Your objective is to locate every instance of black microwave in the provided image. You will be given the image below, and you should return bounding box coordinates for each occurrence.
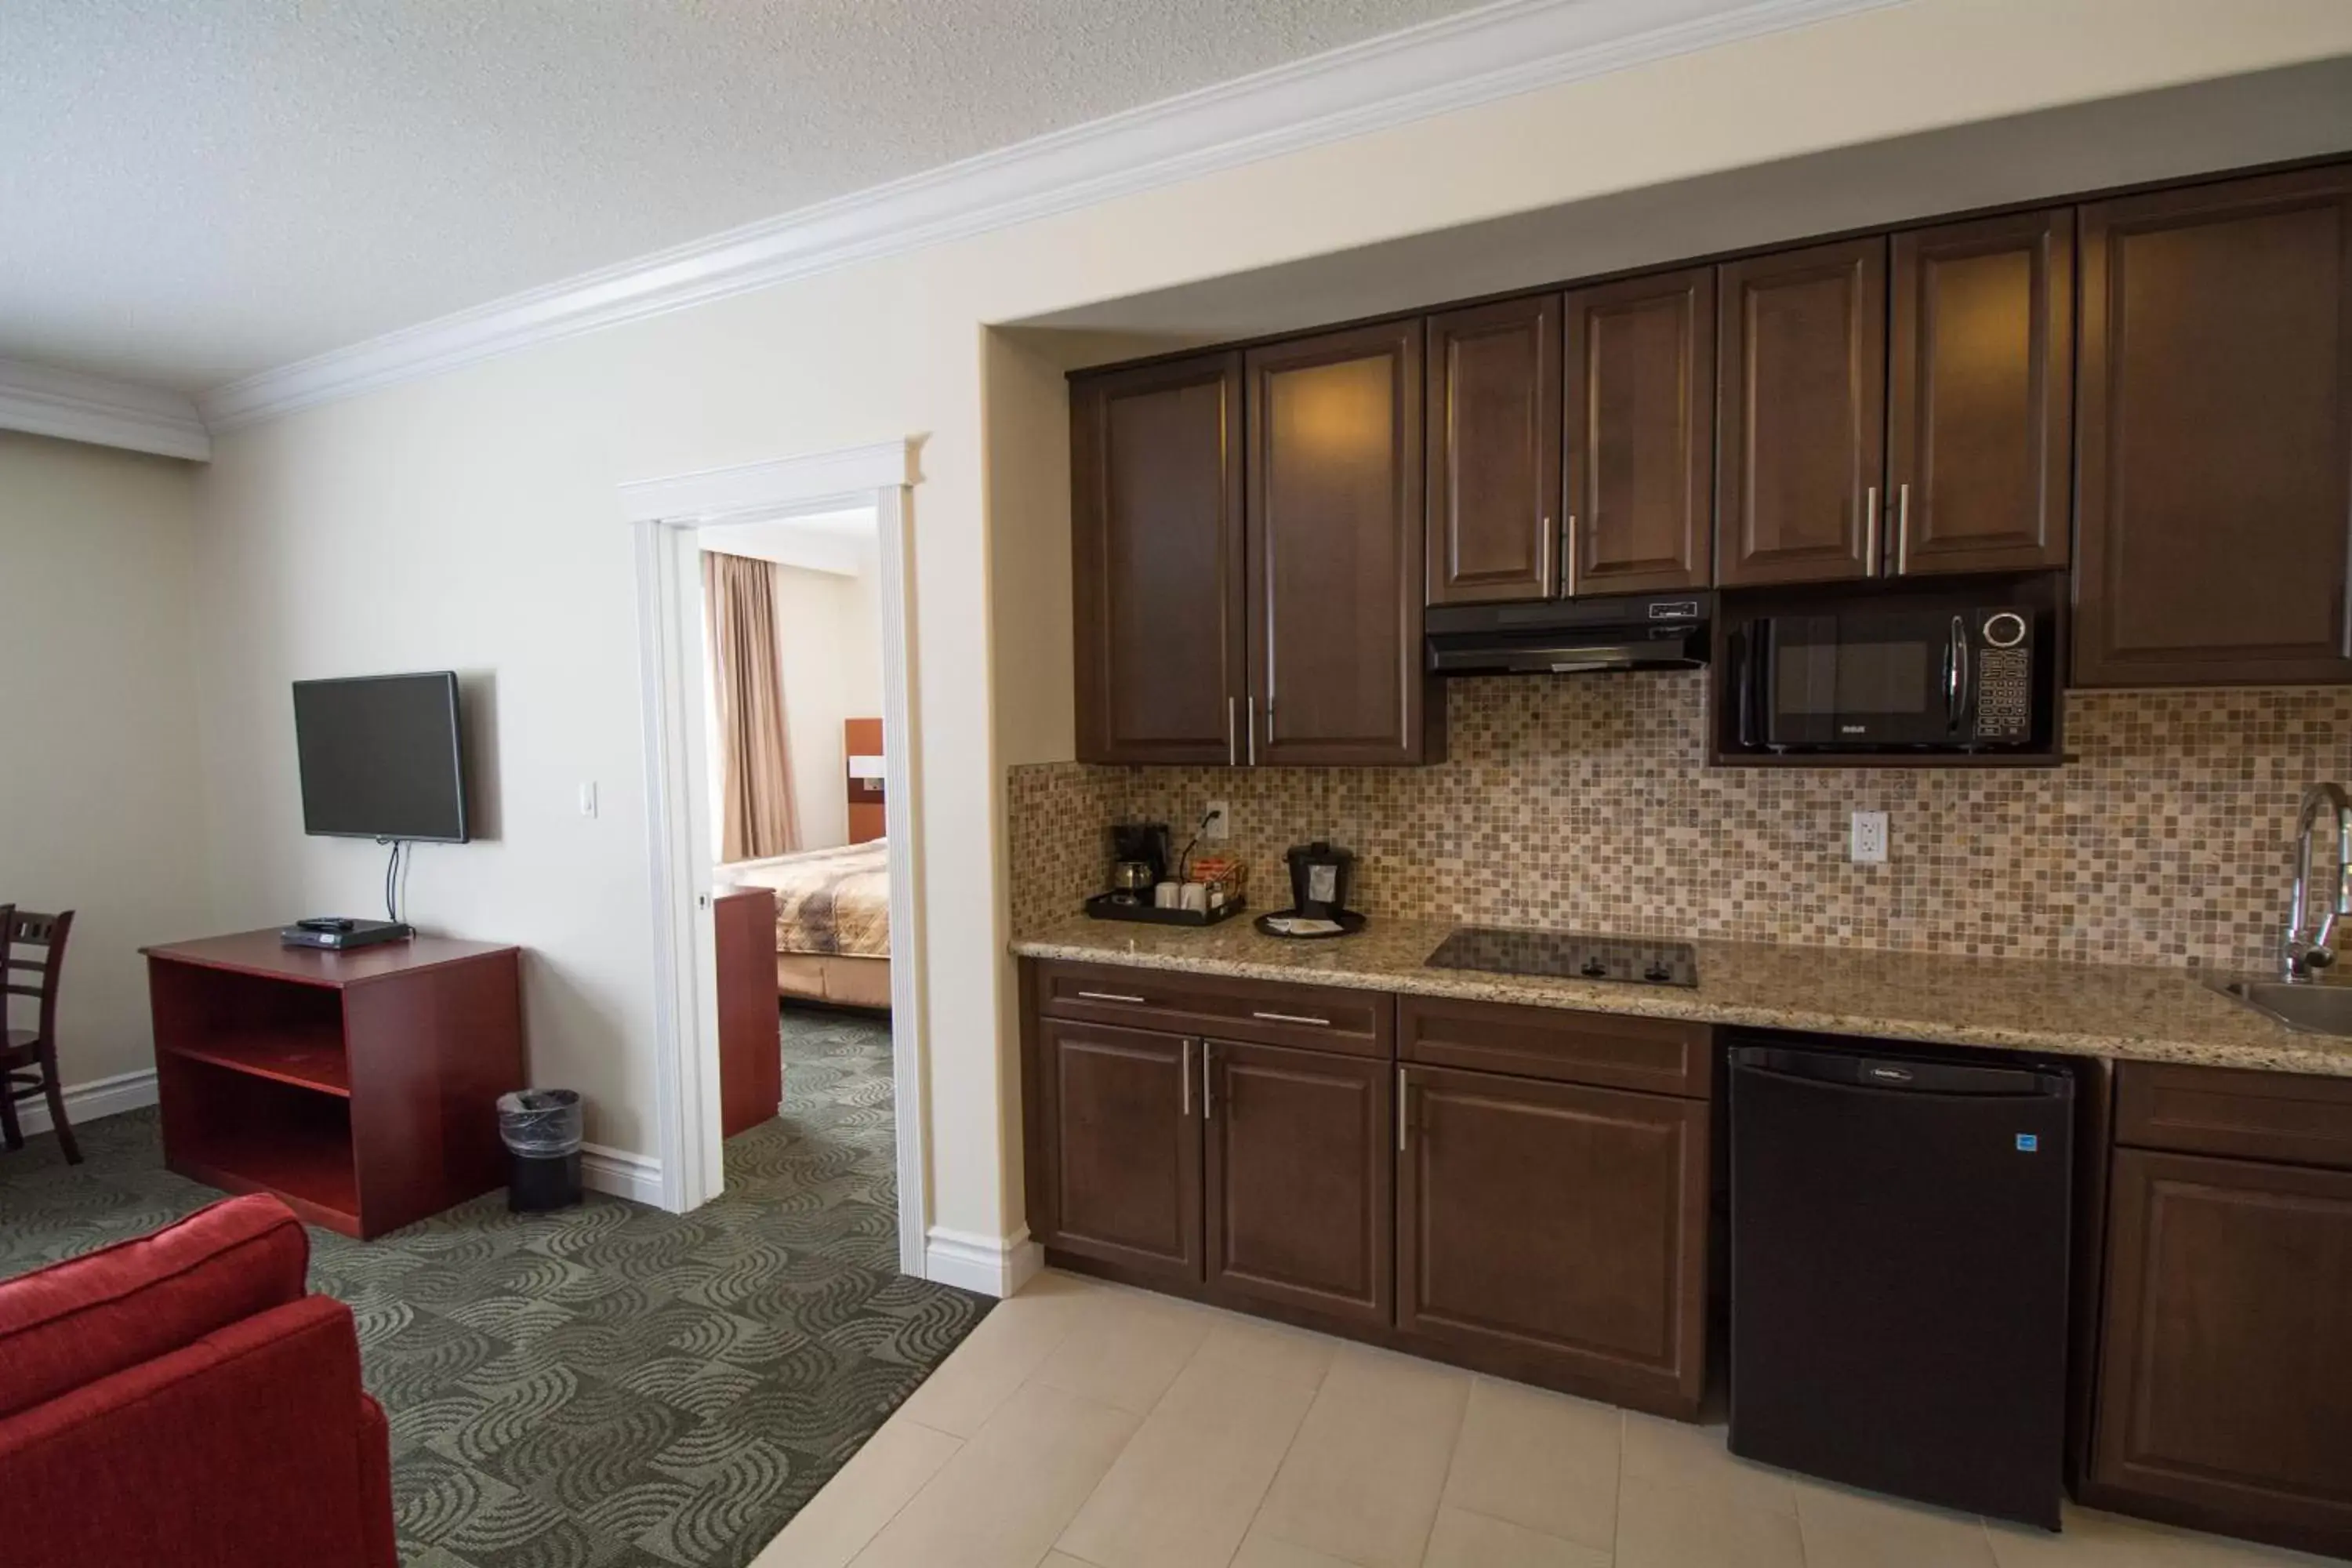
[1734,608,2035,751]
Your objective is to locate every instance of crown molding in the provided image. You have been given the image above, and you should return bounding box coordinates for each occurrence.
[0,358,210,460]
[198,0,1898,431]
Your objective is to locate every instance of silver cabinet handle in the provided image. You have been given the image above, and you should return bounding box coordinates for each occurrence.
[1565,513,1579,598]
[1246,696,1257,766]
[1863,485,1880,575]
[1250,1011,1330,1027]
[1201,1041,1215,1120]
[1076,989,1146,1004]
[1226,696,1237,768]
[1895,482,1912,575]
[1396,1067,1409,1152]
[1540,512,1554,595]
[1181,1038,1192,1117]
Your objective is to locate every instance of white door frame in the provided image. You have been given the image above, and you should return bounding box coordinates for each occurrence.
[619,439,928,1279]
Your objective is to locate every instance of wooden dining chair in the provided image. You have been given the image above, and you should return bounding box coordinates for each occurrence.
[2,906,79,1163]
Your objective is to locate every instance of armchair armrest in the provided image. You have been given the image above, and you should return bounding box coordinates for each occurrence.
[0,1294,397,1568]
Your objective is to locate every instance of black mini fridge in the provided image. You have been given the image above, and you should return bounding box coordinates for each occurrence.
[1728,1041,2074,1530]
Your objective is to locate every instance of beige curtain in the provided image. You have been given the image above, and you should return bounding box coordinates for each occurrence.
[704,551,801,862]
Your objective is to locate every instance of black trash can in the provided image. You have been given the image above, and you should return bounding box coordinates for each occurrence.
[497,1089,584,1213]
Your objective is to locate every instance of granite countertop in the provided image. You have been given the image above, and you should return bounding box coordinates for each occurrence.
[1011,914,2352,1080]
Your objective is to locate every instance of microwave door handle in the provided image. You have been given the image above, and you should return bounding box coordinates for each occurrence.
[1947,615,1967,731]
[1736,626,1759,748]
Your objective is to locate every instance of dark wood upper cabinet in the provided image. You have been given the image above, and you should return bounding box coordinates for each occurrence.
[1715,237,1889,588]
[1888,209,2074,577]
[2075,166,2352,687]
[1565,267,1715,594]
[1070,353,1247,764]
[1426,295,1561,604]
[1029,1018,1202,1284]
[1203,1040,1392,1328]
[1247,321,1436,765]
[1397,1065,1709,1414]
[2092,1147,2352,1557]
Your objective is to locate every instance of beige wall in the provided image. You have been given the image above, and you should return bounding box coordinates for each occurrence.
[183,1,2352,1244]
[0,433,210,1091]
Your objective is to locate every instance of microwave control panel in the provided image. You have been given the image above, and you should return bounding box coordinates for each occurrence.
[1974,642,2033,743]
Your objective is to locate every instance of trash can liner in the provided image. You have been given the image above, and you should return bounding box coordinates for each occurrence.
[496,1089,583,1157]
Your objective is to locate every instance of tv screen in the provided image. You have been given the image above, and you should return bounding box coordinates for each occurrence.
[292,673,469,842]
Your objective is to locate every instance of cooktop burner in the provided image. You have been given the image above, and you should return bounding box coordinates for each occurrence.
[1425,927,1699,986]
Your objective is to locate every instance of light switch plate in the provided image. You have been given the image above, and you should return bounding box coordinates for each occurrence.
[579,782,599,819]
[1850,810,1888,864]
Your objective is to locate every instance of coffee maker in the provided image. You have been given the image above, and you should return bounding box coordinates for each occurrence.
[1107,822,1171,905]
[1284,841,1355,920]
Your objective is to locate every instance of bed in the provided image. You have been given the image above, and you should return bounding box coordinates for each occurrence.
[720,837,891,1010]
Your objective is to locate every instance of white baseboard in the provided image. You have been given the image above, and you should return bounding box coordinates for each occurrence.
[924,1225,1046,1298]
[18,1068,158,1137]
[582,1142,665,1205]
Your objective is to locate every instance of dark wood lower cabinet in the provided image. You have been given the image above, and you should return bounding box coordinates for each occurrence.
[1028,1018,1201,1283]
[1023,963,1715,1414]
[1204,1040,1392,1327]
[1018,962,2350,1561]
[2089,1145,2352,1557]
[1396,1064,1709,1414]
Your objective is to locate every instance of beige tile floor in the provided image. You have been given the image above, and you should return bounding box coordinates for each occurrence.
[755,1270,2339,1568]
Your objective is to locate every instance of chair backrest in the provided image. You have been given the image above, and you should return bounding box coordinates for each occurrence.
[4,909,72,1043]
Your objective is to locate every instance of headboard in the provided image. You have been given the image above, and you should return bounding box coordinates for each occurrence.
[845,717,884,844]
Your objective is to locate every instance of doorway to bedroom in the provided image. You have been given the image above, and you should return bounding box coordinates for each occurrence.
[695,506,902,1256]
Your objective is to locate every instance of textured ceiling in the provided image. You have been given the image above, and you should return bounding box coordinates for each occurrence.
[0,0,1483,393]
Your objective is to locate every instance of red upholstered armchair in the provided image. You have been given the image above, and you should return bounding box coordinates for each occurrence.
[0,1194,397,1568]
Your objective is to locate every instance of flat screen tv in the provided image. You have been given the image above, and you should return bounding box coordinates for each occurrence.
[292,672,469,842]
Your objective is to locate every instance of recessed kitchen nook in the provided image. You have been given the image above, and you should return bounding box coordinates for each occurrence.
[1011,152,2352,1563]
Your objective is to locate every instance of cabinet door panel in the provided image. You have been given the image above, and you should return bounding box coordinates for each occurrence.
[2093,1149,2352,1552]
[1715,238,1888,587]
[1247,321,1433,765]
[1398,1066,1707,1405]
[1565,267,1715,594]
[1888,209,2074,576]
[1033,1018,1202,1282]
[1427,295,1560,604]
[1071,354,1246,762]
[2075,167,2352,686]
[1204,1040,1392,1327]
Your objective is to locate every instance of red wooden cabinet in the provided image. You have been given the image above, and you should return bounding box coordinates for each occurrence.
[145,931,524,1240]
[717,886,781,1138]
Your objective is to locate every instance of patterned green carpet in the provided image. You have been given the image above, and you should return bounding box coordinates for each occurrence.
[0,1010,991,1568]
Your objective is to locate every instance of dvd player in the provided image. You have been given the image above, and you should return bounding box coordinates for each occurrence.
[279,918,413,951]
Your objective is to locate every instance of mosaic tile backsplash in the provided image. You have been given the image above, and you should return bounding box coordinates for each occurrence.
[1007,674,2352,971]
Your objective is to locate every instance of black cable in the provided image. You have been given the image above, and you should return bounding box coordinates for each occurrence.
[382,838,401,924]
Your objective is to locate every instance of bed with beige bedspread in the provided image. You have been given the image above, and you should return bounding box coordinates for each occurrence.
[721,838,891,1009]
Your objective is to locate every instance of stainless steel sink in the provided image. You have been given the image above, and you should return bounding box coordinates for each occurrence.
[2204,975,2352,1035]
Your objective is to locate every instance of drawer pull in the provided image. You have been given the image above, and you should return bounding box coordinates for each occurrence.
[1251,1010,1330,1027]
[1076,989,1149,1004]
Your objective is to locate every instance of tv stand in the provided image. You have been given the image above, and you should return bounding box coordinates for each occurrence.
[143,931,524,1238]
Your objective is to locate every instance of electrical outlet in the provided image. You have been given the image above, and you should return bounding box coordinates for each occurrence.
[1850,810,1889,864]
[1202,800,1230,841]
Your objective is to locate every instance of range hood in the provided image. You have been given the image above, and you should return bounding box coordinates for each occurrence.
[1425,592,1711,677]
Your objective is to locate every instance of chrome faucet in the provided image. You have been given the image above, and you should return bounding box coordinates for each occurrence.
[2282,781,2352,981]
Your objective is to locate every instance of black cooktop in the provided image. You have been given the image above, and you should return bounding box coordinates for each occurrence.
[1425,927,1699,986]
